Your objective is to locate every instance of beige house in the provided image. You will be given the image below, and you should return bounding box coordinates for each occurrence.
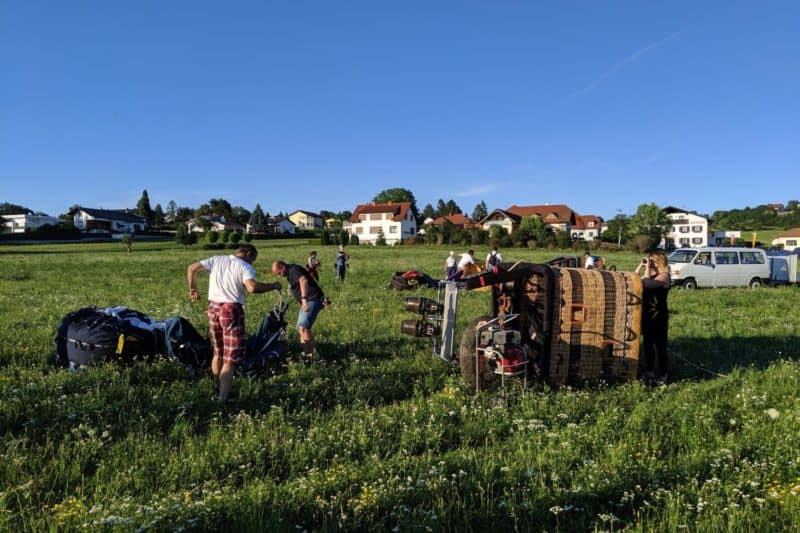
[772,228,800,251]
[288,210,324,230]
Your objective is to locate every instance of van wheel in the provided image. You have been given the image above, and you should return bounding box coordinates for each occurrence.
[748,278,763,289]
[683,278,697,290]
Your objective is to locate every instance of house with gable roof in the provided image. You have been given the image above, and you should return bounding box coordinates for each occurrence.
[288,210,324,230]
[771,228,800,251]
[73,207,148,234]
[662,206,709,249]
[571,214,605,241]
[348,201,418,245]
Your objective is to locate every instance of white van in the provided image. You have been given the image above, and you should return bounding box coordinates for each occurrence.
[668,247,770,289]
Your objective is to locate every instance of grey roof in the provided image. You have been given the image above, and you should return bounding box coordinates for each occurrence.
[79,207,147,224]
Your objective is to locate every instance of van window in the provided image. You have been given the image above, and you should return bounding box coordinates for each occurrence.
[669,250,697,263]
[740,251,765,264]
[715,251,739,265]
[694,252,711,265]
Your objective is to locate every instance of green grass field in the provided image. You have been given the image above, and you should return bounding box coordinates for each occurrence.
[1,240,799,531]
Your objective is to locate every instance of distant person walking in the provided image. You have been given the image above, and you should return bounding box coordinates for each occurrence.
[485,246,503,270]
[307,250,320,281]
[187,244,282,402]
[444,251,458,280]
[335,245,349,281]
[272,260,327,362]
[634,251,671,383]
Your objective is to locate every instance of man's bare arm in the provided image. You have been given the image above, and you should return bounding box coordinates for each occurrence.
[245,279,282,294]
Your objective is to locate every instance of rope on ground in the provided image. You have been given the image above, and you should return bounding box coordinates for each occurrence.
[670,348,728,378]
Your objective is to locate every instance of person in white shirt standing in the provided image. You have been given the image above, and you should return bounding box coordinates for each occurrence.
[485,246,503,270]
[187,244,281,402]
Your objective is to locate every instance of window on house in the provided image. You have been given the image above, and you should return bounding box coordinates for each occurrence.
[389,226,397,233]
[679,238,690,245]
[786,239,797,246]
[588,221,594,227]
[409,227,415,235]
[691,238,703,245]
[679,226,689,233]
[355,227,363,234]
[692,225,703,233]
[370,213,381,220]
[370,226,382,234]
[359,214,367,221]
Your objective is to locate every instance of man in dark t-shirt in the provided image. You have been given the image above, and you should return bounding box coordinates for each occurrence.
[271,260,326,361]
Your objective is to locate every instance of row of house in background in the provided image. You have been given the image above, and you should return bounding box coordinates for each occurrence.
[4,204,798,252]
[341,202,606,246]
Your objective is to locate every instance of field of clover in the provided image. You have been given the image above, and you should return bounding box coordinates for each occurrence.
[1,240,798,531]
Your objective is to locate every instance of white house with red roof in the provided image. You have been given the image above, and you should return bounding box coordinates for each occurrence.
[348,202,417,245]
[571,214,605,241]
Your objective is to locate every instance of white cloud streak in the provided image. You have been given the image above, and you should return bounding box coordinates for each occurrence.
[579,31,680,94]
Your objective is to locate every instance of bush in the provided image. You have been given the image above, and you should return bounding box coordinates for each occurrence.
[175,223,196,245]
[242,233,253,243]
[221,230,231,243]
[555,230,572,249]
[350,234,359,245]
[631,235,655,253]
[376,231,387,246]
[229,232,242,245]
[206,231,219,244]
[320,230,331,246]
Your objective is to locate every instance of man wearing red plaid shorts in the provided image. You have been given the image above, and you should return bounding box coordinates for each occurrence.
[187,244,281,401]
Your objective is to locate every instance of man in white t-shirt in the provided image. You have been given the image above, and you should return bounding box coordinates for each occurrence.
[187,244,281,401]
[457,250,475,273]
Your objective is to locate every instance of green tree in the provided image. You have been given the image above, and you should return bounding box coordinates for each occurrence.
[249,204,267,233]
[136,190,153,225]
[206,231,219,244]
[602,213,630,245]
[208,198,233,218]
[166,200,177,222]
[152,204,164,229]
[445,199,461,215]
[175,207,194,222]
[629,203,671,245]
[0,202,32,215]
[372,188,419,221]
[175,223,196,245]
[422,203,435,220]
[471,201,488,222]
[339,229,350,246]
[435,199,447,217]
[376,229,387,246]
[320,230,331,246]
[231,206,251,226]
[229,231,243,245]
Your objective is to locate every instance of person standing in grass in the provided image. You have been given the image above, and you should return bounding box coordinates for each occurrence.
[306,250,320,281]
[334,245,349,281]
[634,251,671,383]
[272,259,327,362]
[187,244,282,402]
[444,251,457,280]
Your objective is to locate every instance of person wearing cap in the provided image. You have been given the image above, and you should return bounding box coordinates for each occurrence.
[444,251,457,280]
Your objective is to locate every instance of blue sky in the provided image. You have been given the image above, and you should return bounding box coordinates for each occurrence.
[2,1,798,219]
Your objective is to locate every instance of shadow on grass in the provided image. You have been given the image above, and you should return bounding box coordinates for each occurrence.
[670,335,800,380]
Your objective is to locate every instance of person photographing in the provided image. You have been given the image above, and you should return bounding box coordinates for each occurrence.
[634,251,671,383]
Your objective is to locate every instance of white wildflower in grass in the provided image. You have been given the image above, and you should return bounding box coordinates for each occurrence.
[765,408,780,420]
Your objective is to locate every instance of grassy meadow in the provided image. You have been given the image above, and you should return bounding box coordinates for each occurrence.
[1,240,799,531]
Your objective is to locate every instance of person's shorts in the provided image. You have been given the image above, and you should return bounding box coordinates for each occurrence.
[297,298,323,329]
[207,301,245,365]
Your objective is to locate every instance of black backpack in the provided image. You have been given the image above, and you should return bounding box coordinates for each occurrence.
[55,306,162,369]
[488,252,499,267]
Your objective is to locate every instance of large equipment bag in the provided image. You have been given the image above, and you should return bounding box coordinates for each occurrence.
[55,306,164,368]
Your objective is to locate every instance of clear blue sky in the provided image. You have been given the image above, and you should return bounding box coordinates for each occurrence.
[2,1,798,219]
